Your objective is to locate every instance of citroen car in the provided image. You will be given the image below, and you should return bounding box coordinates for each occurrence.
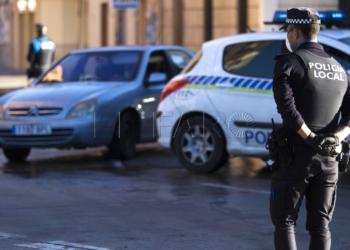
[0,45,194,162]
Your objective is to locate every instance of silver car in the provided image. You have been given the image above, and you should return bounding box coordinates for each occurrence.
[0,46,194,162]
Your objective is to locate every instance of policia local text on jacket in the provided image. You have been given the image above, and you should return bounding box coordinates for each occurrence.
[27,23,56,78]
[270,7,350,250]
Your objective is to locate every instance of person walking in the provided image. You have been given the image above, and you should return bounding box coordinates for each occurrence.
[26,23,56,78]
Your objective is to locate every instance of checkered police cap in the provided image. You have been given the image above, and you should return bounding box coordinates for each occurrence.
[280,7,321,30]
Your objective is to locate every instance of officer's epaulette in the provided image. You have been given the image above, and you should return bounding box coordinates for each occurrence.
[274,53,291,60]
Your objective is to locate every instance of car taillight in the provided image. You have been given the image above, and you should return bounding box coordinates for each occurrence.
[160,79,189,102]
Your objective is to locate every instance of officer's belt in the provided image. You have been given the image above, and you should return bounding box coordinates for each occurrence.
[32,64,50,69]
[289,134,306,145]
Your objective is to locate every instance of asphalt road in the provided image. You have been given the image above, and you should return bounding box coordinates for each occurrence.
[0,144,349,250]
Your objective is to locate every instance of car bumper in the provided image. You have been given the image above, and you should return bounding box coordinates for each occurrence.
[156,101,182,150]
[0,116,114,148]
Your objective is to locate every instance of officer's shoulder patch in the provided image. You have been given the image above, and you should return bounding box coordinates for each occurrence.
[274,53,291,60]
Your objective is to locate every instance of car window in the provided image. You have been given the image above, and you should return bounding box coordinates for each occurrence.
[145,50,172,85]
[321,44,350,70]
[39,51,142,83]
[183,50,202,74]
[168,50,192,74]
[223,40,283,78]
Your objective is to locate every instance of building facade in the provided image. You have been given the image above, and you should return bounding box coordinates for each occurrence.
[0,0,346,71]
[0,0,11,67]
[0,0,265,70]
[1,0,118,70]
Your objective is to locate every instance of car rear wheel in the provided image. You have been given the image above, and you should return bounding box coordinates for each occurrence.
[174,116,227,173]
[108,112,137,160]
[3,148,31,162]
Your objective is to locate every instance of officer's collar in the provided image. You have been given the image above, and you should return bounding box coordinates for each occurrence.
[297,41,324,51]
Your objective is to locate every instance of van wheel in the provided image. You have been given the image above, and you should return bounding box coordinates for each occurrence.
[108,112,137,160]
[3,148,31,162]
[174,116,226,173]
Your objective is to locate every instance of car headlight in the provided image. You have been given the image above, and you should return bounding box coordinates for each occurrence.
[67,99,97,118]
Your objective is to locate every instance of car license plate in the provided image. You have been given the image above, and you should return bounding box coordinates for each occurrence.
[12,125,52,136]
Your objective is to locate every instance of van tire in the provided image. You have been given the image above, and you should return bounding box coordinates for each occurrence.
[174,116,226,173]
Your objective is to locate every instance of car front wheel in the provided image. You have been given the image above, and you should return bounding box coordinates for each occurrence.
[3,148,31,162]
[174,116,227,173]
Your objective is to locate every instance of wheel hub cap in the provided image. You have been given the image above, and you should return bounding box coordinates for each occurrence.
[181,125,215,165]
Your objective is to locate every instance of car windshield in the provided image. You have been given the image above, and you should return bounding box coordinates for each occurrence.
[338,37,350,46]
[39,51,142,83]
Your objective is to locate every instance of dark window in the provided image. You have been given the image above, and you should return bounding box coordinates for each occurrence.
[39,51,142,83]
[145,50,172,85]
[223,40,283,78]
[168,50,192,74]
[322,44,350,70]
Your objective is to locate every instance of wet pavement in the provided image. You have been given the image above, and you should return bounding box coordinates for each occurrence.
[0,144,349,249]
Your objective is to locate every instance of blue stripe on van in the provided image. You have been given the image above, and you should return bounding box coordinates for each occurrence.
[184,75,272,93]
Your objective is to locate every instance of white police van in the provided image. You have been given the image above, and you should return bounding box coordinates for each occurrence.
[157,10,350,173]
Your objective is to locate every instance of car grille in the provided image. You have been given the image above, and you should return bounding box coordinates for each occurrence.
[7,107,63,116]
[0,128,74,144]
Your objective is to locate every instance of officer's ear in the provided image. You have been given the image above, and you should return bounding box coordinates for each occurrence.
[290,27,299,39]
[295,27,305,40]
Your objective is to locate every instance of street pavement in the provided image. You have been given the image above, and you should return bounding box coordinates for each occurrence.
[0,66,350,249]
[0,145,349,249]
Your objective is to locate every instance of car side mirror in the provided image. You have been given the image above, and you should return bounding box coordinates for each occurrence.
[148,72,167,84]
[29,77,38,87]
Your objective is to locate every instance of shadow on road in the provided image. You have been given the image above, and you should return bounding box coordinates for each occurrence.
[1,144,350,187]
[0,145,178,178]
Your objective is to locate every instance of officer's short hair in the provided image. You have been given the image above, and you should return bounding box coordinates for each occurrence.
[35,23,47,34]
[295,15,320,39]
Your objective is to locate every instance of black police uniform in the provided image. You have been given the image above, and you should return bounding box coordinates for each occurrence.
[270,8,350,250]
[27,35,56,78]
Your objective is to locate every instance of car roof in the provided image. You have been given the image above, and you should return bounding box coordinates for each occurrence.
[319,29,350,39]
[202,30,350,48]
[203,31,284,47]
[70,45,193,54]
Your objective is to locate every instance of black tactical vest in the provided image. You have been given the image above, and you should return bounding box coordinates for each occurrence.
[294,49,348,133]
[33,39,55,70]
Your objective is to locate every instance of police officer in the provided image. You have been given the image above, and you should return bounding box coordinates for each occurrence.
[270,7,350,250]
[26,23,56,78]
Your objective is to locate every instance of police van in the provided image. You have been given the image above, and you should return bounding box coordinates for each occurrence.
[157,10,350,173]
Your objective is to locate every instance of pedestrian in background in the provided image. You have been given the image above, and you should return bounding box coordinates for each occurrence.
[26,23,56,79]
